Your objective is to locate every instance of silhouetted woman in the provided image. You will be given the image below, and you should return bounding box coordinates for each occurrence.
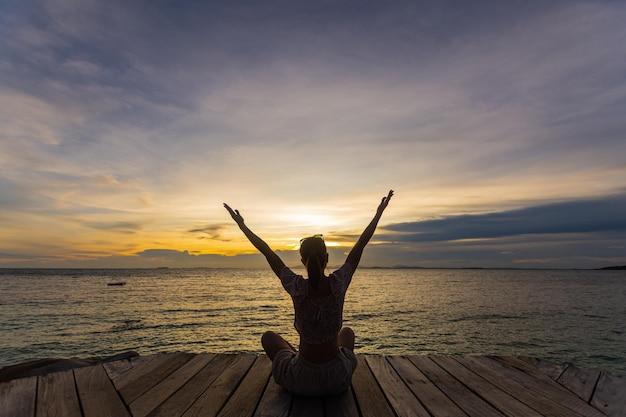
[224,190,393,395]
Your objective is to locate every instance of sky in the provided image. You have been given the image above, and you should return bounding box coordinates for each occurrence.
[1,0,625,268]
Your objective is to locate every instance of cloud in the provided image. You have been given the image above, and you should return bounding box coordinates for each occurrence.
[1,1,626,268]
[137,249,191,258]
[6,230,625,269]
[61,59,103,77]
[322,231,361,245]
[188,223,231,241]
[0,252,37,260]
[384,194,626,242]
[115,247,353,268]
[82,221,143,234]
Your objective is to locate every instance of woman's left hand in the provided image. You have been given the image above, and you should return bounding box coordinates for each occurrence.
[376,189,394,215]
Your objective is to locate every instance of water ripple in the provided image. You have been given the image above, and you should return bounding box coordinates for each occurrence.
[0,268,624,375]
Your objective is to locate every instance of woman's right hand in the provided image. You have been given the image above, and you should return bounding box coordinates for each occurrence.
[224,203,245,226]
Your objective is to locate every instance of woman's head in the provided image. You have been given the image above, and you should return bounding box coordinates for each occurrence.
[300,235,328,287]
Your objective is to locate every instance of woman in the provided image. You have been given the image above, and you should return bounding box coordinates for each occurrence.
[224,190,393,395]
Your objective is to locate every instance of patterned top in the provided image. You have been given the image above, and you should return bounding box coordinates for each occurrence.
[278,263,355,344]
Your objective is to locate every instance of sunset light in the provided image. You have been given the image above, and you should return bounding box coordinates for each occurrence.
[0,0,624,271]
[285,212,336,229]
[1,1,625,408]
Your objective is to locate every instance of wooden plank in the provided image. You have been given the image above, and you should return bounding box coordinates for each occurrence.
[365,355,430,417]
[475,357,604,417]
[119,352,193,404]
[407,356,503,417]
[149,354,236,417]
[182,354,257,417]
[36,370,82,417]
[290,395,324,417]
[324,386,360,417]
[113,354,166,389]
[74,364,131,417]
[217,355,272,417]
[131,354,160,366]
[496,356,568,382]
[591,371,626,416]
[114,353,174,391]
[0,376,37,417]
[491,356,571,390]
[4,353,622,417]
[129,352,160,368]
[351,355,395,417]
[130,353,215,417]
[103,359,133,382]
[104,353,162,384]
[431,356,543,417]
[386,356,464,417]
[558,364,601,402]
[254,377,291,417]
[458,356,587,417]
[511,356,568,380]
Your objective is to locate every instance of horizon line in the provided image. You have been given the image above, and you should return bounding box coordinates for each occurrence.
[1,265,624,271]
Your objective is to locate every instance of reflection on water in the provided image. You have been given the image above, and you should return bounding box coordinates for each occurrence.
[0,268,624,374]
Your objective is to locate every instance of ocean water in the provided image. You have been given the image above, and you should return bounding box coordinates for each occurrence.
[0,268,624,375]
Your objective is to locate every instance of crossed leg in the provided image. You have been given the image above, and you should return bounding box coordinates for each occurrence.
[262,327,355,360]
[261,331,296,360]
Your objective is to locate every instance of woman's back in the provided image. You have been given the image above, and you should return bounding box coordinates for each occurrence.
[279,263,354,348]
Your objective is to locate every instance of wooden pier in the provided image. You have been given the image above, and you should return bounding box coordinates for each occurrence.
[1,353,624,417]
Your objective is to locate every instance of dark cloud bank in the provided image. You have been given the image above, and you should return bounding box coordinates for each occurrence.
[383,194,626,242]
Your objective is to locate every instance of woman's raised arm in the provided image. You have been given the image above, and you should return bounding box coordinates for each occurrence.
[345,190,394,269]
[224,203,286,277]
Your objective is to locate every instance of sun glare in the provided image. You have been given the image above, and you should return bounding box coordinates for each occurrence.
[286,212,335,228]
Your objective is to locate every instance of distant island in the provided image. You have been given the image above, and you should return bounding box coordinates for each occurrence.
[598,265,626,270]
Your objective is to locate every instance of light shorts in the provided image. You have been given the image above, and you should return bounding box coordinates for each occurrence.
[271,347,358,396]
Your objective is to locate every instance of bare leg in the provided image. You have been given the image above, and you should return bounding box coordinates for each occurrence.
[338,327,355,351]
[261,331,295,360]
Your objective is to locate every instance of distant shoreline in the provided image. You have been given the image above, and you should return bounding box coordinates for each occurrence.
[0,266,624,271]
[367,265,626,271]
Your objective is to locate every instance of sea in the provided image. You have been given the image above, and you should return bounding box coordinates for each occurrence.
[0,268,624,375]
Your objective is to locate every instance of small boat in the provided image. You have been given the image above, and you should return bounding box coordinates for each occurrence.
[107,282,126,286]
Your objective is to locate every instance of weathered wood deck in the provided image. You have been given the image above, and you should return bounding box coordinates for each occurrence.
[1,353,624,417]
